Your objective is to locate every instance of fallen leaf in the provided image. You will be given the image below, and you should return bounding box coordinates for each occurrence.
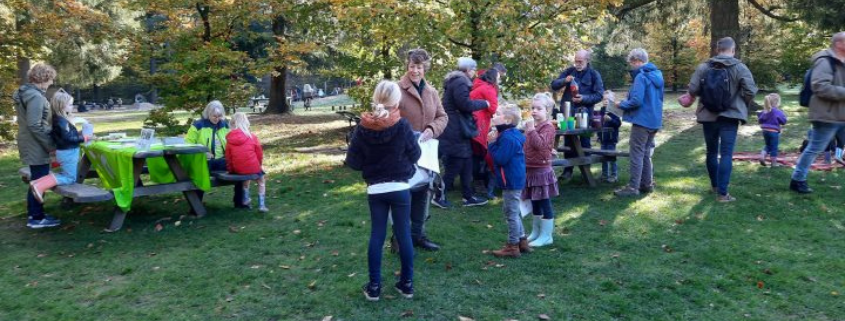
[347,273,356,277]
[323,179,335,184]
[458,316,475,321]
[832,291,839,296]
[225,295,234,302]
[308,280,317,289]
[674,219,684,225]
[321,316,333,321]
[293,229,301,235]
[262,283,272,290]
[331,251,339,256]
[599,220,607,226]
[279,265,291,269]
[756,215,764,221]
[250,265,262,269]
[174,221,182,227]
[474,279,482,285]
[154,217,173,224]
[538,314,551,320]
[400,310,413,317]
[486,224,493,229]
[662,244,673,253]
[154,224,164,232]
[763,268,773,275]
[537,293,546,299]
[445,263,453,271]
[228,226,239,233]
[757,281,764,289]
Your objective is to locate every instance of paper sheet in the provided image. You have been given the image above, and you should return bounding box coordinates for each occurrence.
[417,138,440,173]
[520,198,532,218]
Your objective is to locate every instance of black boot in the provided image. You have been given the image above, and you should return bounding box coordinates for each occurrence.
[790,179,813,194]
[413,237,440,251]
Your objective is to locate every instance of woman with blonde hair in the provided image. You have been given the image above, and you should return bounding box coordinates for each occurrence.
[225,112,268,212]
[14,63,61,228]
[346,80,420,301]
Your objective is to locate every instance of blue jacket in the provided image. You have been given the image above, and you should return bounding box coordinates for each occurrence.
[345,118,421,186]
[597,108,621,145]
[51,117,85,150]
[619,62,664,130]
[489,126,526,190]
[550,66,605,115]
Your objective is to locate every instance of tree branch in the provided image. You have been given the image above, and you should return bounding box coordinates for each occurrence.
[746,0,798,22]
[612,0,658,20]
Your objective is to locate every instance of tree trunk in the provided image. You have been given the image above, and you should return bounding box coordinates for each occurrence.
[671,37,679,92]
[196,3,212,43]
[709,0,741,58]
[469,7,482,61]
[381,39,393,79]
[93,84,101,102]
[15,14,29,85]
[267,15,290,114]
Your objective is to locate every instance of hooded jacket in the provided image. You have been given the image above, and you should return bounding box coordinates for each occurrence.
[757,108,787,132]
[439,71,489,158]
[397,74,449,137]
[807,49,845,123]
[345,115,421,186]
[185,118,230,159]
[524,120,556,168]
[689,55,758,124]
[52,117,85,150]
[597,108,622,145]
[619,62,665,130]
[225,129,263,174]
[489,126,526,190]
[14,83,54,165]
[470,74,499,155]
[550,65,605,113]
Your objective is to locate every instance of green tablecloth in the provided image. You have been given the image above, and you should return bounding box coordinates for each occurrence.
[82,142,211,212]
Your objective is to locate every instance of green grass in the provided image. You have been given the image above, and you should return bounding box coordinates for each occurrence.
[1,93,843,320]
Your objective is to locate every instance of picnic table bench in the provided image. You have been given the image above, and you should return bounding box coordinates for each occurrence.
[552,128,629,187]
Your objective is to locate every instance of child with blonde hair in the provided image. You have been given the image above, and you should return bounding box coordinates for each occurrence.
[489,104,528,258]
[522,93,559,248]
[757,93,787,166]
[346,80,420,301]
[30,89,92,203]
[225,112,268,212]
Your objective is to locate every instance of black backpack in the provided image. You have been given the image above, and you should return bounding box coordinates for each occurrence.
[799,56,838,107]
[698,62,733,113]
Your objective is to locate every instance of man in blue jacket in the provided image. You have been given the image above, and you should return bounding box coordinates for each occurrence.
[612,48,664,197]
[551,50,605,181]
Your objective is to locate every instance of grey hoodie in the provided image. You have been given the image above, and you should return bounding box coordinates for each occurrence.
[689,55,758,124]
[807,49,845,123]
[13,83,54,165]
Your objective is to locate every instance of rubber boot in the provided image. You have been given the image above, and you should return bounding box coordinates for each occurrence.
[771,156,780,167]
[243,187,251,207]
[30,174,58,204]
[526,215,542,242]
[529,219,554,247]
[258,194,268,212]
[758,150,767,166]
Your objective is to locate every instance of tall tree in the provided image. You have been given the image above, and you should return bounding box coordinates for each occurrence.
[788,0,845,32]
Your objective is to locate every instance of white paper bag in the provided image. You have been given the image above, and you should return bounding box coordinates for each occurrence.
[519,198,532,218]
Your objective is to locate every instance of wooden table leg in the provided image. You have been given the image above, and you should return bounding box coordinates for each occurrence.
[105,207,127,233]
[163,154,207,218]
[572,137,597,187]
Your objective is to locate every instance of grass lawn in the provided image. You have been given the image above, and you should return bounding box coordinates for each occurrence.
[0,94,843,320]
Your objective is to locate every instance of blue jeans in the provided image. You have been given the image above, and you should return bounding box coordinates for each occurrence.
[702,118,739,196]
[367,190,414,285]
[27,164,50,219]
[762,131,780,157]
[792,122,845,181]
[55,148,80,186]
[531,198,555,219]
[601,143,618,178]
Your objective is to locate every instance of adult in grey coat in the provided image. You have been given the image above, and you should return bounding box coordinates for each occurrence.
[14,64,61,228]
[684,37,758,202]
[790,32,845,193]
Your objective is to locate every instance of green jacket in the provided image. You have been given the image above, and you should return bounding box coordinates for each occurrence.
[808,49,845,124]
[185,118,229,159]
[14,84,54,165]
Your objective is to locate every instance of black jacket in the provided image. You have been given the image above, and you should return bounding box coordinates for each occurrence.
[345,119,421,186]
[439,71,489,158]
[51,117,85,150]
[597,108,621,145]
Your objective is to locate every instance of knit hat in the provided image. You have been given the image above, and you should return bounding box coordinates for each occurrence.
[457,57,477,71]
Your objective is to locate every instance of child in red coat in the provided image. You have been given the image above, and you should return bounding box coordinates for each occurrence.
[225,112,268,212]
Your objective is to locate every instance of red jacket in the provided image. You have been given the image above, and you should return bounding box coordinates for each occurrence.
[225,129,264,174]
[470,75,498,157]
[524,120,556,168]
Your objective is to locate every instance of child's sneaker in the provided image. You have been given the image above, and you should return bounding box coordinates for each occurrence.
[27,215,61,229]
[431,197,451,209]
[394,280,414,299]
[462,196,488,207]
[258,206,269,213]
[607,176,618,183]
[362,282,381,301]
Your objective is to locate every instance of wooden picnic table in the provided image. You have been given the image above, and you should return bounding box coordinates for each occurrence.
[552,127,629,188]
[79,142,210,232]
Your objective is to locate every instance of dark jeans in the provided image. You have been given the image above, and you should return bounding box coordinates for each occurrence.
[442,155,473,200]
[203,158,245,207]
[531,198,555,219]
[601,143,618,178]
[410,188,431,240]
[702,118,739,196]
[762,131,780,157]
[367,190,414,285]
[27,164,51,219]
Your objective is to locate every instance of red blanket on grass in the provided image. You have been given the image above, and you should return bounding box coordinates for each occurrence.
[732,151,845,171]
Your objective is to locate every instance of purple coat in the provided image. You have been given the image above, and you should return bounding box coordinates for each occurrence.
[757,108,787,132]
